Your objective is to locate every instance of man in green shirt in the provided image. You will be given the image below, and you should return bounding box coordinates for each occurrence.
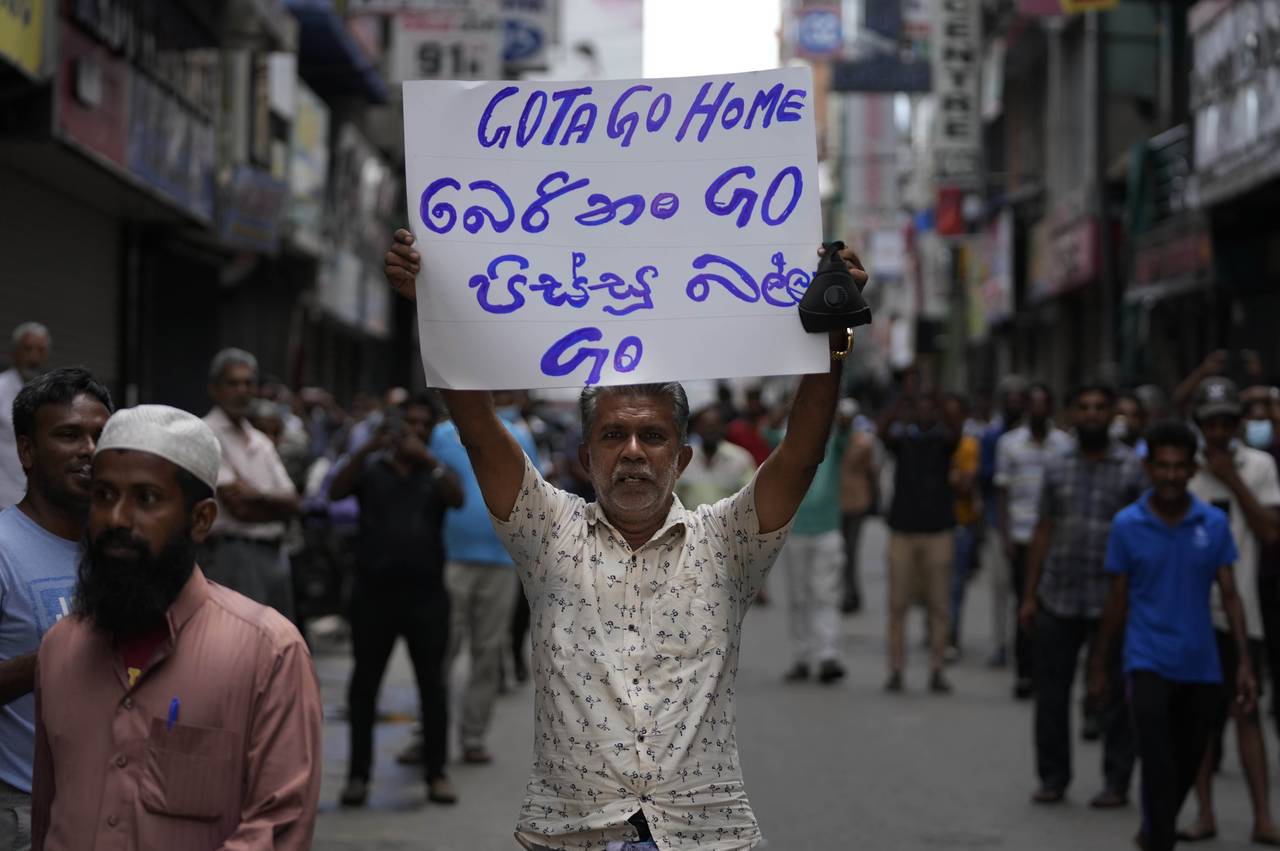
[779,425,848,684]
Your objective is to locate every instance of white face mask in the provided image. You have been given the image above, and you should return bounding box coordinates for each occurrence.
[1246,418,1275,450]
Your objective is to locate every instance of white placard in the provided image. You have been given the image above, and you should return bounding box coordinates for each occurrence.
[403,69,828,390]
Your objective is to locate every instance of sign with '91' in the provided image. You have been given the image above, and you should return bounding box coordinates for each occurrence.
[391,8,502,83]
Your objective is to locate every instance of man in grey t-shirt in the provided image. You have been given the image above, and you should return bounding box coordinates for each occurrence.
[0,368,112,848]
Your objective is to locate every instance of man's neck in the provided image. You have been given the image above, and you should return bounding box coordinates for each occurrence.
[219,405,246,430]
[18,491,85,542]
[607,501,674,552]
[1150,494,1192,527]
[1030,422,1049,441]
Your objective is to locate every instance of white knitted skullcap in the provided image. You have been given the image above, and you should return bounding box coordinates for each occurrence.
[95,405,221,491]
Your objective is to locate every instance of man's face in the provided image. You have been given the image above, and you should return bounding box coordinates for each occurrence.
[1146,445,1194,504]
[82,450,213,635]
[1073,391,1113,442]
[17,394,111,511]
[581,394,691,526]
[401,403,435,444]
[915,397,940,428]
[11,332,49,381]
[1115,398,1143,438]
[941,398,965,432]
[1003,389,1027,422]
[1028,389,1051,425]
[210,363,257,421]
[250,413,283,446]
[693,408,724,447]
[1199,414,1238,451]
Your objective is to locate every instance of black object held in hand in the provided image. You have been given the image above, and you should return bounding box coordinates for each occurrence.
[798,240,872,333]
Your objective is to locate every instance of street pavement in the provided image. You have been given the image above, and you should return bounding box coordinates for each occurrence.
[312,518,1263,850]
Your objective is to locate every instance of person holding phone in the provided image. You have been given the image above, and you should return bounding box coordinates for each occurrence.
[1181,377,1280,844]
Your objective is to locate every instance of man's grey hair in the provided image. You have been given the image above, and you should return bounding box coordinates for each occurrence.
[209,347,259,383]
[579,383,690,445]
[11,322,50,347]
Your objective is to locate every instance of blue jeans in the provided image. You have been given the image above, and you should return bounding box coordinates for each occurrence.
[947,524,978,645]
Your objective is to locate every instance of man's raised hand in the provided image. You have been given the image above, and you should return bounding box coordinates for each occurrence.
[385,228,420,301]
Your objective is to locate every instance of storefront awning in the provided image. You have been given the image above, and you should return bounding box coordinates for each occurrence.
[285,0,387,104]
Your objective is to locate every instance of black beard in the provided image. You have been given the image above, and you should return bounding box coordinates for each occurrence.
[1078,426,1110,452]
[75,527,196,638]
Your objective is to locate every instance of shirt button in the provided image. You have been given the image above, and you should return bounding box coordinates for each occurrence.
[122,698,133,710]
[638,734,646,742]
[628,624,638,632]
[633,678,640,685]
[106,815,118,827]
[115,755,127,768]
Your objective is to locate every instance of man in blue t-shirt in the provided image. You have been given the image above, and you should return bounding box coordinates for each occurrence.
[430,392,540,765]
[1090,420,1254,851]
[0,368,112,849]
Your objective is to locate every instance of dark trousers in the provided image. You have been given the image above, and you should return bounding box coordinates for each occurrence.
[1130,672,1219,851]
[1258,570,1280,737]
[1033,609,1134,793]
[841,512,865,607]
[1011,545,1033,682]
[347,576,450,781]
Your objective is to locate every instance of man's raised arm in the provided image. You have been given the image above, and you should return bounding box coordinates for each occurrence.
[754,245,869,534]
[385,229,526,520]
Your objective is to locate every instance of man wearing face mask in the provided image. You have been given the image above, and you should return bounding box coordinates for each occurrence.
[0,324,53,509]
[1111,392,1148,456]
[676,406,755,512]
[1246,393,1280,734]
[1181,377,1280,844]
[1017,382,1144,806]
[996,383,1073,699]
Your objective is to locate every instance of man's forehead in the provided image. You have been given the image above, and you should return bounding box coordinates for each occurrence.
[591,394,677,428]
[36,394,110,427]
[94,448,182,486]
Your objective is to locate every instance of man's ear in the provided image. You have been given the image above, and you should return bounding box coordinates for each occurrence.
[15,436,33,476]
[676,444,693,476]
[578,443,591,476]
[189,498,218,544]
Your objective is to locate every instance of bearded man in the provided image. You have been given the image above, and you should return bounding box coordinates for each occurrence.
[385,229,867,850]
[1018,381,1146,808]
[30,405,322,851]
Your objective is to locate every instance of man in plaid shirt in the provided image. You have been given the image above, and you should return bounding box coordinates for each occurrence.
[1019,381,1147,806]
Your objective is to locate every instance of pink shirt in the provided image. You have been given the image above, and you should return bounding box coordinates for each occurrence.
[204,407,298,542]
[32,568,321,851]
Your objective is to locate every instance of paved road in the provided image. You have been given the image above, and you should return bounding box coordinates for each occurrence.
[312,518,1263,850]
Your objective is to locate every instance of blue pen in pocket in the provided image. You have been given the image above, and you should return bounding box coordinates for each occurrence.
[167,698,180,732]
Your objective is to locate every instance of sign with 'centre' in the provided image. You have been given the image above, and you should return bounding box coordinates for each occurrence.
[402,68,827,390]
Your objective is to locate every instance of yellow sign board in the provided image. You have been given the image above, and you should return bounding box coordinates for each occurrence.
[1061,0,1120,12]
[0,0,43,77]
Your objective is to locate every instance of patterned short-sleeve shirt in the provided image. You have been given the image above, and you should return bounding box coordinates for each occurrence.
[492,457,791,851]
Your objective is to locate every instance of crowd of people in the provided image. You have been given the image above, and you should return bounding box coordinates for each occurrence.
[1,281,1280,850]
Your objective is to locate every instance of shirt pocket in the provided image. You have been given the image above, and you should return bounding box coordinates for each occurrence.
[653,586,725,658]
[139,718,240,821]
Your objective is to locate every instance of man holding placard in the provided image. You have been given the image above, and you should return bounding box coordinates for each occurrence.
[387,227,863,850]
[389,67,865,850]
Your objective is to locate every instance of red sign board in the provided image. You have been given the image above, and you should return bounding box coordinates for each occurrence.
[56,22,129,167]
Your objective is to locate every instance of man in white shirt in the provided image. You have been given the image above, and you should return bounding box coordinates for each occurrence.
[385,229,866,851]
[995,383,1072,699]
[1182,376,1280,844]
[202,349,301,620]
[0,324,52,509]
[676,405,755,510]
